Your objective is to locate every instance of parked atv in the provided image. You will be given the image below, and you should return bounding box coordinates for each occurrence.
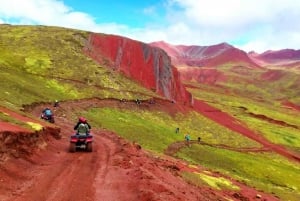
[41,114,55,123]
[69,134,93,152]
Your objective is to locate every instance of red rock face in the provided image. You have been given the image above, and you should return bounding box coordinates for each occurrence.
[150,41,259,68]
[84,34,190,103]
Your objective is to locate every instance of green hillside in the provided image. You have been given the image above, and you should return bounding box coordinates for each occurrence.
[185,66,300,154]
[0,25,156,109]
[1,25,300,201]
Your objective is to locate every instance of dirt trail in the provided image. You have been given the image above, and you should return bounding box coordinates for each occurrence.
[0,99,282,201]
[0,99,224,201]
[165,140,271,156]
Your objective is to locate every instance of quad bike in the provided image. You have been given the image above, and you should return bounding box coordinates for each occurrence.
[69,133,93,152]
[41,114,55,123]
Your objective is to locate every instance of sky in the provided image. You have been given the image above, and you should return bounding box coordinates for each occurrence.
[0,0,300,53]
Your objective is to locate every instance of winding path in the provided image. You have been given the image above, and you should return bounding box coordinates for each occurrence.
[0,99,230,201]
[164,140,271,156]
[0,98,292,201]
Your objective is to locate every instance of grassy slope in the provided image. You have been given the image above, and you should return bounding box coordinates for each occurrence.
[0,25,157,110]
[185,69,300,153]
[84,106,300,200]
[177,145,300,201]
[84,108,259,152]
[1,25,299,200]
[181,65,300,200]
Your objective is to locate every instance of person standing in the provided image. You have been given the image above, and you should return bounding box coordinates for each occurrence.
[185,134,191,147]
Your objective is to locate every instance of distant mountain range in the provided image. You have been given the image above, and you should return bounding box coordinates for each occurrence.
[150,41,300,69]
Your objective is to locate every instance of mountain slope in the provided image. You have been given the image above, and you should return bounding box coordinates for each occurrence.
[150,41,260,68]
[84,34,190,103]
[0,25,300,201]
[249,49,300,67]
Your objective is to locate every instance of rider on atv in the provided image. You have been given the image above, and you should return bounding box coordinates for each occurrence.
[74,117,91,135]
[41,107,53,119]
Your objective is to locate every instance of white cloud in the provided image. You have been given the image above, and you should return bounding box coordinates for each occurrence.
[0,0,300,52]
[128,0,300,52]
[160,0,300,52]
[0,0,128,34]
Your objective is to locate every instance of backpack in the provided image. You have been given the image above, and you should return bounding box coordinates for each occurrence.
[77,123,89,135]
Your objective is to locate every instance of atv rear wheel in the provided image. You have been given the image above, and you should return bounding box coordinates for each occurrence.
[69,142,76,152]
[86,142,92,152]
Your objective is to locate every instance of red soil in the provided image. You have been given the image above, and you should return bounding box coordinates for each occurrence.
[0,99,281,201]
[0,122,31,133]
[193,99,300,163]
[84,34,190,104]
[0,106,45,127]
[282,101,300,112]
[178,67,227,84]
[260,70,284,81]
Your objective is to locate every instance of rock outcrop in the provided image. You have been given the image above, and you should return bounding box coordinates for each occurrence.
[84,34,191,104]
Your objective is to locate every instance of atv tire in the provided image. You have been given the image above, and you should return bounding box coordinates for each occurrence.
[69,142,76,152]
[86,142,93,152]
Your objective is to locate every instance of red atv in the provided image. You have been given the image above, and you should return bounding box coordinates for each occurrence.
[69,134,93,152]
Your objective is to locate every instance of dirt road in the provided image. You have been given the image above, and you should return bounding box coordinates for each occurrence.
[0,99,280,201]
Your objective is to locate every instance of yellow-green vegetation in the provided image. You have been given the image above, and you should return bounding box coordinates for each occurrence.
[84,107,259,153]
[218,66,300,104]
[177,144,300,201]
[182,171,240,191]
[237,115,300,153]
[182,65,300,200]
[2,25,300,200]
[26,122,43,131]
[187,83,300,152]
[0,110,38,131]
[0,25,157,109]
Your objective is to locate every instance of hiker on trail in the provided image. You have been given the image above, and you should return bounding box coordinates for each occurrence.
[185,134,191,147]
[198,137,201,143]
[74,117,91,135]
[135,99,141,105]
[54,100,59,107]
[175,127,179,134]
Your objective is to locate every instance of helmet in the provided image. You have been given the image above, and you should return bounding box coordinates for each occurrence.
[79,117,86,123]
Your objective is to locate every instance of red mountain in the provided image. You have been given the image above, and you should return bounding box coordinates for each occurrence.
[249,49,300,67]
[150,41,259,68]
[84,34,191,104]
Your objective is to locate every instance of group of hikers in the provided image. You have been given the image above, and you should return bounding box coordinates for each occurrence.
[175,127,201,147]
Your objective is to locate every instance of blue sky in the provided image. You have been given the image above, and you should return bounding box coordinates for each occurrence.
[63,0,166,27]
[0,0,300,53]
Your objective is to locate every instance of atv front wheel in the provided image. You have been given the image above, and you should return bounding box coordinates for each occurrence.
[69,142,76,152]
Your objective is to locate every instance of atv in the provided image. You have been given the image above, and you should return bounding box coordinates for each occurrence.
[41,114,55,123]
[69,134,93,152]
